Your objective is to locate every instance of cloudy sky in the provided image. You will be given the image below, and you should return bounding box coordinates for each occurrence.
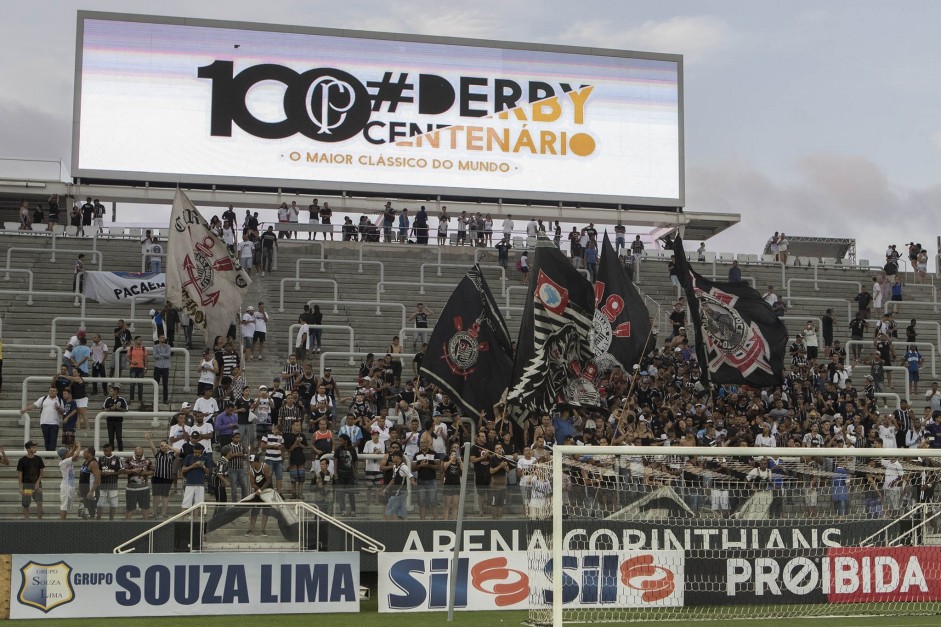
[3,0,940,266]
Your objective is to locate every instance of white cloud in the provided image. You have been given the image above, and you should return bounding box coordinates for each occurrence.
[559,15,733,58]
[690,153,941,270]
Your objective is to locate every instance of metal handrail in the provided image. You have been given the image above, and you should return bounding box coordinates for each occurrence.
[844,339,936,379]
[92,410,177,451]
[112,497,385,555]
[4,344,62,370]
[859,503,941,548]
[113,346,193,390]
[279,277,339,312]
[378,279,456,298]
[874,392,901,411]
[288,323,356,364]
[867,317,941,358]
[5,246,103,273]
[781,296,852,323]
[0,266,34,292]
[0,288,86,317]
[306,298,406,328]
[786,278,861,299]
[318,351,415,378]
[419,263,507,296]
[51,316,156,347]
[296,257,383,283]
[20,377,162,444]
[139,252,168,273]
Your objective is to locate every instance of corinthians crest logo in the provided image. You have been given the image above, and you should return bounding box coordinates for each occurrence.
[695,287,774,377]
[441,315,490,378]
[18,561,74,613]
[590,283,632,372]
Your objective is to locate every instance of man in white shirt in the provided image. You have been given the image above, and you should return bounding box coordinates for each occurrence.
[241,305,256,361]
[253,302,270,361]
[189,414,215,456]
[192,388,220,424]
[526,218,538,238]
[762,286,778,307]
[502,215,514,239]
[295,316,310,362]
[21,387,63,452]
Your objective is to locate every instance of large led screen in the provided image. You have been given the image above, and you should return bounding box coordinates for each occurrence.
[74,13,683,206]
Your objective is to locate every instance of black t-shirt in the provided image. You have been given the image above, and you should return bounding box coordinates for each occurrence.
[235,397,252,425]
[413,451,438,481]
[471,444,491,486]
[17,456,44,484]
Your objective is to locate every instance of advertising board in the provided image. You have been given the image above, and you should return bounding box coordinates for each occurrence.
[378,550,683,612]
[10,552,359,619]
[74,12,683,207]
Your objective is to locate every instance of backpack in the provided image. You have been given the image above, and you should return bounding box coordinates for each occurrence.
[515,259,522,271]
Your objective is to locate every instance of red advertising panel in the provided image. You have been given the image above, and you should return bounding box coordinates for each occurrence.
[826,547,941,603]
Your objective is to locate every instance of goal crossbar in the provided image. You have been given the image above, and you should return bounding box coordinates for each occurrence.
[548,445,941,626]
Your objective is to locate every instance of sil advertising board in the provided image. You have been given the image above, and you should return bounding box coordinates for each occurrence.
[10,552,359,619]
[378,550,684,612]
[73,12,683,206]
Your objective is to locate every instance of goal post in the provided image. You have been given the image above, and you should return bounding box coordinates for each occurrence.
[526,445,941,626]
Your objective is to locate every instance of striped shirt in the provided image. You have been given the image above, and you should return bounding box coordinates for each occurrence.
[153,450,176,481]
[262,434,284,462]
[282,363,302,391]
[229,442,246,471]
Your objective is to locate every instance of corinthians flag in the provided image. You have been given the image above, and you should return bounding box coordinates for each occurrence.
[507,236,602,417]
[672,236,787,387]
[420,265,514,419]
[166,190,251,344]
[592,232,651,373]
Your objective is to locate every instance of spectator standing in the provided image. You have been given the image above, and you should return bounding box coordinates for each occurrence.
[777,233,790,265]
[502,215,514,241]
[413,439,440,520]
[97,443,122,520]
[17,441,45,519]
[181,443,211,508]
[123,447,154,520]
[252,302,269,360]
[73,254,85,293]
[518,251,529,284]
[728,260,742,283]
[20,386,62,451]
[495,237,511,270]
[227,431,250,501]
[904,345,924,394]
[103,384,128,451]
[320,201,334,240]
[822,309,835,348]
[408,303,433,349]
[149,237,163,273]
[241,305,256,361]
[383,450,415,520]
[127,336,148,409]
[310,304,324,354]
[282,420,307,500]
[259,225,278,275]
[57,442,81,520]
[237,237,254,276]
[153,335,171,408]
[584,240,598,282]
[145,434,177,519]
[295,316,310,362]
[398,208,410,243]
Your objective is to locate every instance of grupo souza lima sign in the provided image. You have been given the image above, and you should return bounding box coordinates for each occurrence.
[83,271,166,304]
[10,552,359,619]
[74,12,681,206]
[378,551,683,612]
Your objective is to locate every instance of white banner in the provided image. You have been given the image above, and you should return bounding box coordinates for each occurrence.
[166,189,252,343]
[378,550,684,612]
[10,552,359,619]
[84,271,166,304]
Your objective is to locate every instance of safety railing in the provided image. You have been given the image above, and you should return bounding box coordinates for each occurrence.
[786,278,862,300]
[0,266,34,292]
[893,282,939,311]
[420,263,507,296]
[307,298,406,329]
[92,410,178,452]
[112,498,385,555]
[114,346,193,390]
[378,279,456,299]
[5,246,102,274]
[296,256,383,283]
[843,339,936,379]
[51,316,156,349]
[0,288,87,317]
[779,316,824,340]
[20,376,161,444]
[139,252,168,273]
[874,392,902,412]
[3,343,63,368]
[398,326,431,348]
[499,304,526,319]
[504,284,528,311]
[781,296,852,323]
[279,277,339,312]
[318,351,415,378]
[288,324,356,364]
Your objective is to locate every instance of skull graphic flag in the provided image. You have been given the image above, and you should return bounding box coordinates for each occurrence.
[672,236,787,387]
[507,236,602,418]
[592,232,652,374]
[166,189,252,344]
[420,264,514,419]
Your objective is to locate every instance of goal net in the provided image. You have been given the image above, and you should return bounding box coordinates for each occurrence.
[526,445,941,625]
